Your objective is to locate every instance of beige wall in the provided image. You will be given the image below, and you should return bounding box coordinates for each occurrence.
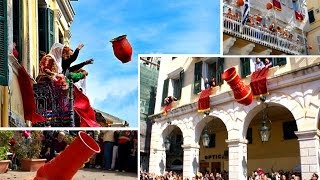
[307,1,320,55]
[156,57,320,114]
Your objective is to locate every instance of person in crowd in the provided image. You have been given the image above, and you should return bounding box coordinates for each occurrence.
[311,173,319,180]
[94,132,104,169]
[102,130,114,170]
[254,58,265,71]
[111,130,120,171]
[45,131,67,158]
[118,131,131,172]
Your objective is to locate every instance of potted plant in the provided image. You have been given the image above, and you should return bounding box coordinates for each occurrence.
[14,131,46,171]
[0,131,14,173]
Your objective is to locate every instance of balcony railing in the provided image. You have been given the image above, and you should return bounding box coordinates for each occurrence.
[33,79,74,127]
[223,14,306,55]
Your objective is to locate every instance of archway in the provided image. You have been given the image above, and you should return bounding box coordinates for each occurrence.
[196,115,228,176]
[162,125,184,173]
[245,104,300,178]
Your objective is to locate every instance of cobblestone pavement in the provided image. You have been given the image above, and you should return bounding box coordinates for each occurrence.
[0,169,138,180]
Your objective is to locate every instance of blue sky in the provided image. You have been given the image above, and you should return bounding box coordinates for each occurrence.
[69,0,220,127]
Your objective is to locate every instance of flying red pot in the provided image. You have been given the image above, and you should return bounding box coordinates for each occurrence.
[110,35,133,63]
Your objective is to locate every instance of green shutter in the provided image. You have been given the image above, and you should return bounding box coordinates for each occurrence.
[193,61,202,94]
[38,8,55,53]
[273,58,287,66]
[38,8,47,52]
[176,70,184,100]
[216,58,224,86]
[161,79,169,106]
[240,58,251,78]
[0,0,8,86]
[48,8,55,49]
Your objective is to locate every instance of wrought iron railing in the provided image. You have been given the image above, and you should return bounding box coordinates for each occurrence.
[33,78,75,127]
[223,14,306,55]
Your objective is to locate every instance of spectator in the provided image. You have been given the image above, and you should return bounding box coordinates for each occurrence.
[264,58,272,68]
[311,173,319,180]
[102,130,114,170]
[254,58,265,71]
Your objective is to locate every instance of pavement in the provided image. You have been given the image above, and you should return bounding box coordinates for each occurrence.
[0,168,138,180]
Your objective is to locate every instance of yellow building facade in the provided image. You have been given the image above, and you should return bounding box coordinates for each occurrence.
[0,0,75,127]
[306,1,320,55]
[148,57,320,180]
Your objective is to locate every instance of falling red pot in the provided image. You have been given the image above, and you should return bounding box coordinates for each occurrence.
[34,131,100,180]
[222,67,253,106]
[110,35,133,63]
[266,2,273,10]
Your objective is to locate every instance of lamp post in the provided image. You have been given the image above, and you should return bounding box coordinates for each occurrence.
[259,104,271,143]
[202,129,210,147]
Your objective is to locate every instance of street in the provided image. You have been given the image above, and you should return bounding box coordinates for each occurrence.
[0,169,137,180]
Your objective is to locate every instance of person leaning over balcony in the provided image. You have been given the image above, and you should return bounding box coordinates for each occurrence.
[254,58,265,71]
[264,59,272,69]
[61,44,94,83]
[164,96,178,106]
[37,43,69,90]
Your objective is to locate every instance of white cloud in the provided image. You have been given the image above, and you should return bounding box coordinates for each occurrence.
[86,75,138,105]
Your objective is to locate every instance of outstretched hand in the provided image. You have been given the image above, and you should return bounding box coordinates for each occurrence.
[77,43,84,50]
[86,59,94,64]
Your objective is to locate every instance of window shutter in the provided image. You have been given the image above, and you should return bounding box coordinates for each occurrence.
[48,8,55,50]
[193,61,203,94]
[161,79,169,106]
[240,58,251,78]
[176,70,184,100]
[38,8,55,53]
[0,0,8,86]
[273,58,287,66]
[216,58,224,86]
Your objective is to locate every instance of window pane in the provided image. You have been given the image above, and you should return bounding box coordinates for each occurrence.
[309,10,315,24]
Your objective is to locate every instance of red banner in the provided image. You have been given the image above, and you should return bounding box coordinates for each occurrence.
[295,11,304,21]
[250,68,269,96]
[73,85,101,127]
[198,88,211,112]
[272,0,282,11]
[17,66,46,124]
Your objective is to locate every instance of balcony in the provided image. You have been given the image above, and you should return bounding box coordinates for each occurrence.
[223,15,306,55]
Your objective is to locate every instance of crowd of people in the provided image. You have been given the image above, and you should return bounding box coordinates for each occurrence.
[6,130,138,173]
[223,7,305,53]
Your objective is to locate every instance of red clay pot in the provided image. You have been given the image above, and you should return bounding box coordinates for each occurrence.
[0,160,10,173]
[236,0,244,6]
[21,159,46,172]
[222,67,253,106]
[35,131,100,180]
[266,2,273,10]
[110,35,133,63]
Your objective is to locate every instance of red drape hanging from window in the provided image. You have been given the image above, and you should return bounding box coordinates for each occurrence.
[250,68,269,97]
[198,88,211,112]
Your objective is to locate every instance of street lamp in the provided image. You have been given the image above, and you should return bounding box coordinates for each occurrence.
[259,104,271,143]
[164,137,171,151]
[202,128,210,147]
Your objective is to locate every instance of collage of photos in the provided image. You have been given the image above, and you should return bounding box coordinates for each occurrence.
[0,0,319,180]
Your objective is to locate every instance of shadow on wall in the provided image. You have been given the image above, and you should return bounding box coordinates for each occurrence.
[160,159,165,174]
[193,156,198,174]
[242,156,247,177]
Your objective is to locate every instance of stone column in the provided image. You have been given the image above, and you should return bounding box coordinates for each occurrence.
[295,130,320,179]
[182,144,200,179]
[226,139,248,180]
[148,148,166,175]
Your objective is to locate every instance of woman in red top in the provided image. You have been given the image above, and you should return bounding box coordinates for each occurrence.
[117,131,131,172]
